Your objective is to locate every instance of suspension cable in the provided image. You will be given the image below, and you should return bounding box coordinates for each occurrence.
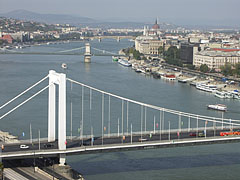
[0,75,49,110]
[91,47,118,55]
[0,85,49,120]
[56,46,85,53]
[67,78,240,125]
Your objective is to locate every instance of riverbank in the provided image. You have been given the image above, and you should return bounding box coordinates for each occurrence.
[118,57,240,99]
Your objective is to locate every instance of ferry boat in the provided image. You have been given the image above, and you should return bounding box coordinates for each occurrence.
[196,83,217,93]
[215,90,233,99]
[207,104,227,111]
[215,91,226,98]
[112,56,119,62]
[118,59,131,67]
[161,74,176,80]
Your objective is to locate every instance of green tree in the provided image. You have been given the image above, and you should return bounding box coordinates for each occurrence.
[123,47,143,60]
[158,46,164,55]
[233,63,240,77]
[220,63,233,76]
[164,46,182,67]
[199,64,209,73]
[186,64,195,70]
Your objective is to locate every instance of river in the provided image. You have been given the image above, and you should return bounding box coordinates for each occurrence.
[0,39,240,179]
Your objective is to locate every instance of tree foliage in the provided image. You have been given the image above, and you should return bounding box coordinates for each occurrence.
[158,46,164,55]
[233,63,240,77]
[186,64,195,70]
[123,47,142,60]
[164,46,183,67]
[220,63,233,76]
[200,64,209,73]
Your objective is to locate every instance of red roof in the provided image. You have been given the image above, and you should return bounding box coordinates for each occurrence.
[212,48,240,52]
[0,35,13,44]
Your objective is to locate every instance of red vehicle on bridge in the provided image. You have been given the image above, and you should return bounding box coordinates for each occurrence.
[220,131,240,136]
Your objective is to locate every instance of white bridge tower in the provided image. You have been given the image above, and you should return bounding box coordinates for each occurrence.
[48,70,66,165]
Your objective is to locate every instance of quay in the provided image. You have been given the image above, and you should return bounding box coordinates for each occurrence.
[127,58,240,95]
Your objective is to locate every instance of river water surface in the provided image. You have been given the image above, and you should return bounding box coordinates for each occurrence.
[0,39,240,179]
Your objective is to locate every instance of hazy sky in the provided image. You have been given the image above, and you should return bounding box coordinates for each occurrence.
[1,0,240,26]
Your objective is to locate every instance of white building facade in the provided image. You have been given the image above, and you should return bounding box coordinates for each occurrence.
[194,50,240,70]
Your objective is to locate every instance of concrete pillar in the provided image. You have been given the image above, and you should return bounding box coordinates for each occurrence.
[48,70,56,142]
[58,73,66,150]
[59,154,66,166]
[84,43,91,63]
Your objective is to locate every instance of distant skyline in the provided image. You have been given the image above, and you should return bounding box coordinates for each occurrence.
[1,0,240,27]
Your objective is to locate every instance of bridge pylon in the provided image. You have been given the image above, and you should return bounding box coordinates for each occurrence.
[48,70,67,165]
[84,43,92,63]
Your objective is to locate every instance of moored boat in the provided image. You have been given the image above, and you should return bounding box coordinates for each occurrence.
[118,58,132,67]
[207,104,227,111]
[215,90,227,98]
[161,74,176,80]
[196,83,217,93]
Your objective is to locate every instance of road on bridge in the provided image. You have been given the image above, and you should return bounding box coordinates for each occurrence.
[1,128,235,154]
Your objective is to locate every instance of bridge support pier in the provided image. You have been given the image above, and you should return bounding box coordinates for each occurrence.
[84,43,91,63]
[59,154,66,166]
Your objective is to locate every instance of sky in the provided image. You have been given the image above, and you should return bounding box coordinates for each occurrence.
[1,0,240,26]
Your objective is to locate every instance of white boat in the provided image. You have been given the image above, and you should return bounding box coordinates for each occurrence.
[196,83,217,93]
[215,91,227,98]
[225,91,233,99]
[61,63,67,69]
[135,69,142,73]
[207,104,227,111]
[118,59,131,67]
[232,91,240,99]
[215,90,234,99]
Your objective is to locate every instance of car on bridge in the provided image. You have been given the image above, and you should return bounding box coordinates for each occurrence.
[20,144,29,149]
[43,143,54,148]
[189,132,205,137]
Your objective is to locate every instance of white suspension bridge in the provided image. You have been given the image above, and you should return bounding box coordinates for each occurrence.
[0,43,122,63]
[1,70,240,165]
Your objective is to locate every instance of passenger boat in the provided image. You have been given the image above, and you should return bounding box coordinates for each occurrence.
[196,83,217,93]
[207,104,227,111]
[118,59,132,67]
[215,91,227,98]
[161,74,176,80]
[61,63,67,69]
[214,90,234,99]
